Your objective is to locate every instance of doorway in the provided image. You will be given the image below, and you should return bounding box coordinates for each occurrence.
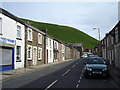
[33,47,37,65]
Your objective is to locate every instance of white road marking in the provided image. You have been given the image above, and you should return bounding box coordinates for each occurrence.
[45,80,58,90]
[82,69,84,73]
[80,77,82,79]
[81,74,83,77]
[62,69,70,76]
[76,84,79,88]
[78,80,81,83]
[72,65,76,68]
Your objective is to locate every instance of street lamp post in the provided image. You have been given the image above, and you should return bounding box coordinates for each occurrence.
[93,28,101,41]
[93,28,101,57]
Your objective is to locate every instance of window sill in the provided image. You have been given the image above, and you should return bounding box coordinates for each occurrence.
[16,38,22,40]
[28,40,32,42]
[16,60,21,62]
[38,59,42,61]
[38,43,42,45]
[27,58,32,61]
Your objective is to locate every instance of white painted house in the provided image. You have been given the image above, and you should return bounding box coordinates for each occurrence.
[61,43,65,60]
[46,36,54,63]
[0,8,25,71]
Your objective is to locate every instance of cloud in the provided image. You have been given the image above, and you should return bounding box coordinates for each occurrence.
[2,2,118,40]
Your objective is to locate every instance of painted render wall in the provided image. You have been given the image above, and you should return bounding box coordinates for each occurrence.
[46,37,53,63]
[0,13,25,69]
[14,22,25,69]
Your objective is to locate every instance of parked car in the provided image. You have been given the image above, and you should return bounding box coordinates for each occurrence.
[84,57,109,78]
[81,52,94,58]
[81,54,88,58]
[85,55,98,61]
[87,54,98,58]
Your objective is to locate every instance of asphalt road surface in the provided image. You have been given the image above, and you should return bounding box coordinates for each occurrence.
[2,58,120,89]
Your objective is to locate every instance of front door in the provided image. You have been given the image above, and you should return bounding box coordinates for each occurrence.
[33,47,37,65]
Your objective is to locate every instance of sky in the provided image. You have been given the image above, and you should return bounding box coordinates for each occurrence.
[1,0,119,40]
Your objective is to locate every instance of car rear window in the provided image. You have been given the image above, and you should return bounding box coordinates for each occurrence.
[87,58,105,64]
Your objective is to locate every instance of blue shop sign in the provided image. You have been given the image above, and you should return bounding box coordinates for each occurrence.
[0,37,16,45]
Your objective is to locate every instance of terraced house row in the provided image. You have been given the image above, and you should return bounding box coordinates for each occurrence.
[96,21,120,70]
[95,20,120,85]
[0,8,80,71]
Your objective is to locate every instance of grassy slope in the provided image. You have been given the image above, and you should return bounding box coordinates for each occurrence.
[21,18,99,48]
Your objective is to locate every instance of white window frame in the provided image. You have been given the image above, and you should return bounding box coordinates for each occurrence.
[17,25,21,39]
[50,50,52,59]
[49,39,51,48]
[16,46,21,61]
[38,47,42,60]
[0,18,2,35]
[27,45,32,60]
[38,33,42,44]
[27,28,33,41]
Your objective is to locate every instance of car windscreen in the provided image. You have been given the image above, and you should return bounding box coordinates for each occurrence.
[88,55,97,58]
[86,58,105,64]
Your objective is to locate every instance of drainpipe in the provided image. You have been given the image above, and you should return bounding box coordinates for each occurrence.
[43,28,47,64]
[24,27,27,70]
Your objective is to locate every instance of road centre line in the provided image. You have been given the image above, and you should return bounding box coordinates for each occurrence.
[62,69,70,76]
[76,84,79,88]
[81,74,83,77]
[45,80,58,90]
[76,62,79,64]
[78,80,81,83]
[82,69,84,73]
[72,65,76,68]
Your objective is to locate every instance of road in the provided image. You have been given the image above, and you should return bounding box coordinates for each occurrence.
[2,58,120,89]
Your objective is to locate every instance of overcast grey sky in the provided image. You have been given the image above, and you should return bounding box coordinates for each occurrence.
[1,1,119,40]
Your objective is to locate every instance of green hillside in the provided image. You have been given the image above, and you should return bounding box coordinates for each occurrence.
[21,18,99,48]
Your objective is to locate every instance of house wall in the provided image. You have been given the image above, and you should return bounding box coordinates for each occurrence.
[61,44,65,60]
[98,21,120,70]
[0,12,25,70]
[58,42,62,61]
[15,22,25,69]
[46,37,53,63]
[25,27,44,67]
[65,46,71,60]
[53,40,59,62]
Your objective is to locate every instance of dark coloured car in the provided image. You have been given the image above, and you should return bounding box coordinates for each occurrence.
[87,55,98,58]
[85,54,98,61]
[84,57,109,78]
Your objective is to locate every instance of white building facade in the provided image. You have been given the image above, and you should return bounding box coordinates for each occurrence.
[46,36,54,63]
[0,8,25,71]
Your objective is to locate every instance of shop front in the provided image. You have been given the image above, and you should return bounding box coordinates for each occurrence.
[0,37,16,71]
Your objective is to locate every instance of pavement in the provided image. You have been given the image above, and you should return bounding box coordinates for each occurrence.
[109,65,120,87]
[0,59,76,82]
